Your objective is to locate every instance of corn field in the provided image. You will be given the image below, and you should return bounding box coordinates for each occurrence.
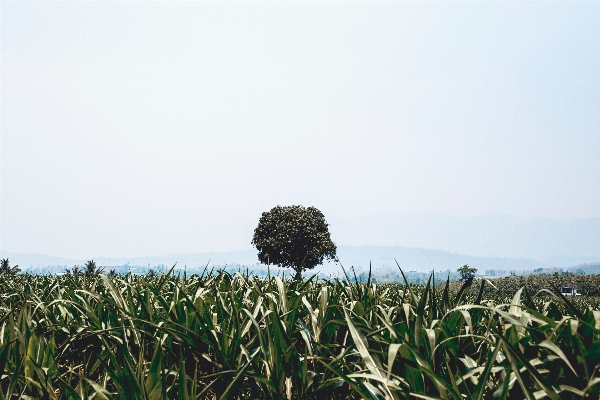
[455,272,600,297]
[1,268,600,399]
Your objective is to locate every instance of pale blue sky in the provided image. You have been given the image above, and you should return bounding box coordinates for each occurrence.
[1,1,599,259]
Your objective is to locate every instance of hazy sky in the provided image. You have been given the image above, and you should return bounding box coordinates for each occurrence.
[1,1,599,258]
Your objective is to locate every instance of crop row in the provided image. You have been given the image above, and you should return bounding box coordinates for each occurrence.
[0,269,600,399]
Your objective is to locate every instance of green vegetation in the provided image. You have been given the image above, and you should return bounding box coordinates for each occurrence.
[65,260,103,277]
[252,205,337,279]
[0,258,20,275]
[457,264,477,282]
[1,267,600,399]
[454,271,600,297]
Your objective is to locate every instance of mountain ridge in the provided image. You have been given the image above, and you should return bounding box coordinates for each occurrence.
[327,212,600,259]
[3,212,600,272]
[0,244,588,274]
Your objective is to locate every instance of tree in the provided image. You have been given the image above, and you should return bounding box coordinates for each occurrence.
[251,205,337,280]
[0,258,20,274]
[84,260,102,277]
[146,268,158,278]
[457,264,477,282]
[67,265,83,275]
[66,260,102,277]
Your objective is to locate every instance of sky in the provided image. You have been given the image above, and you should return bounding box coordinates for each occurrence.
[1,1,600,259]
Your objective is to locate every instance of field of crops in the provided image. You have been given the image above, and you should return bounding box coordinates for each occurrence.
[451,272,600,298]
[1,268,600,399]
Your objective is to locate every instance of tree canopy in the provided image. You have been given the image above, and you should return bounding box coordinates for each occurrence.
[0,258,19,275]
[457,264,477,282]
[251,205,337,278]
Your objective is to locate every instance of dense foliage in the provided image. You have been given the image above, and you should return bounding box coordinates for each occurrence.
[252,205,337,277]
[452,272,600,297]
[457,264,477,282]
[0,259,20,275]
[1,269,600,399]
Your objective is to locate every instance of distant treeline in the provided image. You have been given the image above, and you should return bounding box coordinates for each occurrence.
[449,272,600,296]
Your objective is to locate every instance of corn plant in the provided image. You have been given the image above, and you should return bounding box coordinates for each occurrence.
[1,267,600,399]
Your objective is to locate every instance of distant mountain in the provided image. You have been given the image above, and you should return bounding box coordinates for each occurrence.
[328,212,600,264]
[1,245,550,275]
[335,245,547,273]
[3,212,599,273]
[568,262,600,274]
[0,250,260,271]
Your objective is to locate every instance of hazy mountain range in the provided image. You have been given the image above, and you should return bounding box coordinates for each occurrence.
[328,212,600,261]
[0,246,595,276]
[0,246,550,274]
[2,212,600,273]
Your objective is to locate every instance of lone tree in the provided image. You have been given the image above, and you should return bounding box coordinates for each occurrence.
[67,260,102,277]
[84,260,102,277]
[252,205,337,280]
[458,264,477,282]
[0,258,20,275]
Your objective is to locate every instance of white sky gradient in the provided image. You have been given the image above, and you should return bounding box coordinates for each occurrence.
[1,1,599,259]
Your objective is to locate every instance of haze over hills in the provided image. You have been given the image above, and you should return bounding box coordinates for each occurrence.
[2,213,599,273]
[0,245,587,275]
[328,212,600,262]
